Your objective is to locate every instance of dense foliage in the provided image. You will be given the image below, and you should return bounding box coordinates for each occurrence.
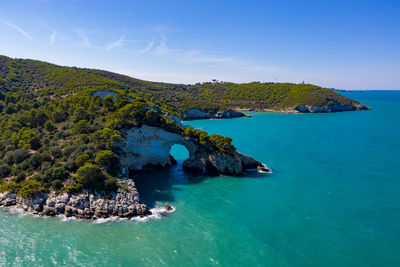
[0,55,237,197]
[1,56,362,116]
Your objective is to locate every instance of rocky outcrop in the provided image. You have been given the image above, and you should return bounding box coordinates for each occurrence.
[182,109,249,121]
[182,109,212,120]
[215,109,250,119]
[118,125,262,175]
[118,126,184,171]
[182,151,262,175]
[0,179,150,220]
[294,103,369,113]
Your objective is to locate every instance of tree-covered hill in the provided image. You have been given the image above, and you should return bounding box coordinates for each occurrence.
[0,55,368,116]
[0,55,237,197]
[0,54,369,198]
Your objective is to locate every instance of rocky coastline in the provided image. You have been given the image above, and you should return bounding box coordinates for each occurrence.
[292,103,370,113]
[0,125,265,221]
[182,109,250,121]
[237,103,370,114]
[181,103,369,121]
[0,130,266,223]
[0,179,150,220]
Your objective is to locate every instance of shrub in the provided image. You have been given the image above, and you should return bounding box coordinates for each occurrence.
[5,149,30,164]
[64,159,76,171]
[0,164,11,178]
[0,183,21,193]
[76,134,90,144]
[62,145,76,157]
[14,172,26,183]
[96,150,118,170]
[51,179,63,190]
[51,166,69,181]
[64,183,83,194]
[29,152,52,169]
[44,120,57,132]
[104,176,118,194]
[75,154,90,168]
[50,147,62,158]
[71,120,91,135]
[75,163,106,193]
[18,180,46,198]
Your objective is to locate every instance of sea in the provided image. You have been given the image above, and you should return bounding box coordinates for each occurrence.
[1,91,399,266]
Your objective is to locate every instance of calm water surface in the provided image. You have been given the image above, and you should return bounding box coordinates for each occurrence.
[1,91,399,266]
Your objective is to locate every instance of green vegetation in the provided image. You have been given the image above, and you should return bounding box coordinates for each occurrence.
[0,55,236,196]
[0,55,365,197]
[0,55,363,116]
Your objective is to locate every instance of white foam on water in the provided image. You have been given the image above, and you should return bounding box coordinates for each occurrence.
[258,163,272,174]
[2,205,176,224]
[244,163,272,174]
[131,206,176,223]
[93,216,128,224]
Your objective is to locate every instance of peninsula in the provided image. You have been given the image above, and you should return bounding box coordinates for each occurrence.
[0,56,368,220]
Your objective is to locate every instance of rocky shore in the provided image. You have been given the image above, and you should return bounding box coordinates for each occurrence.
[293,103,370,113]
[0,179,150,220]
[182,109,250,121]
[182,103,369,121]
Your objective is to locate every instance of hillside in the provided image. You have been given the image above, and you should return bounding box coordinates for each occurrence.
[0,55,368,219]
[0,55,250,204]
[0,55,369,116]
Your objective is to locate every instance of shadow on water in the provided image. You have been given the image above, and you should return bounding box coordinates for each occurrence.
[130,144,203,208]
[131,144,271,208]
[131,162,209,208]
[132,168,271,209]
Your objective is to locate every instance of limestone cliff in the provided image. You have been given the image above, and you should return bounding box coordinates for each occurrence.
[118,125,262,175]
[182,109,249,121]
[293,103,369,113]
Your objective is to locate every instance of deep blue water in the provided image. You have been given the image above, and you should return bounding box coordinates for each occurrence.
[0,91,399,266]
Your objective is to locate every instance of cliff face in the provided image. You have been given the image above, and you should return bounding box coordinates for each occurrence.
[294,103,369,113]
[182,109,249,121]
[118,125,261,175]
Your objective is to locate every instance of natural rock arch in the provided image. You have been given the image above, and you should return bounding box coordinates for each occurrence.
[118,125,262,176]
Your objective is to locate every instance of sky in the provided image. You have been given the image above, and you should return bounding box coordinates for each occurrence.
[0,0,399,90]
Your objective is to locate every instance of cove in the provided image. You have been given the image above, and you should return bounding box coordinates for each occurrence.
[0,91,399,266]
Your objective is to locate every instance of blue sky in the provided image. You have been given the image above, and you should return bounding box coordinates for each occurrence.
[0,0,399,90]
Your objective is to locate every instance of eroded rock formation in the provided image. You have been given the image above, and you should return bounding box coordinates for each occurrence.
[118,125,262,175]
[182,108,249,121]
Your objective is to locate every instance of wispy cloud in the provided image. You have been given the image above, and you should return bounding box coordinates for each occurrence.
[113,69,213,84]
[49,30,57,44]
[75,29,91,47]
[138,38,155,54]
[140,33,288,74]
[75,30,128,52]
[106,35,126,51]
[2,20,30,39]
[154,35,170,56]
[179,50,288,73]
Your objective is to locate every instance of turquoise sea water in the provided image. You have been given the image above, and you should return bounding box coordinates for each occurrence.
[1,91,399,266]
